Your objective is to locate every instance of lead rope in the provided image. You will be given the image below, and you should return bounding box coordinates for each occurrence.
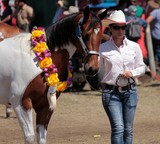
[85,74,123,93]
[85,74,135,93]
[85,74,102,93]
[115,75,136,90]
[128,77,136,90]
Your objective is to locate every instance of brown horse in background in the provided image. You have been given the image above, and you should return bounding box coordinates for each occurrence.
[0,6,107,144]
[0,23,21,39]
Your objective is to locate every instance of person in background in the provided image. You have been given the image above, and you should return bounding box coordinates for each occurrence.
[146,2,160,69]
[126,5,147,29]
[130,0,144,17]
[0,0,12,25]
[14,0,34,32]
[52,0,75,23]
[52,0,65,23]
[126,5,148,57]
[63,6,79,16]
[145,0,160,18]
[0,0,34,32]
[99,10,146,144]
[125,5,147,85]
[125,4,147,39]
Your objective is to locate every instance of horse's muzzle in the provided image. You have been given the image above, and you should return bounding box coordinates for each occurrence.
[84,64,99,77]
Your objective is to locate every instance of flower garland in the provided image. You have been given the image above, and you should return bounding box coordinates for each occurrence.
[31,27,72,92]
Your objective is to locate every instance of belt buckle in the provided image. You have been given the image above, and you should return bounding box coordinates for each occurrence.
[118,86,127,93]
[130,84,134,90]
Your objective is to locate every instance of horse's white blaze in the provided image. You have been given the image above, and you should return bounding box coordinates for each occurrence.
[37,125,47,144]
[62,43,77,58]
[94,28,100,35]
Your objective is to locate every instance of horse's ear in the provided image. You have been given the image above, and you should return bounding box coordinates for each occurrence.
[97,9,108,20]
[83,6,90,23]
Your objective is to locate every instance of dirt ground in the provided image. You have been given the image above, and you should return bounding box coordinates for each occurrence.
[0,75,160,144]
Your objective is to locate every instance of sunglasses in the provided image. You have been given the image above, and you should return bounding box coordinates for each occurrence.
[131,1,136,3]
[112,25,127,30]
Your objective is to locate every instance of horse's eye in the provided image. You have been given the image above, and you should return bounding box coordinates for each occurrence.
[84,34,90,41]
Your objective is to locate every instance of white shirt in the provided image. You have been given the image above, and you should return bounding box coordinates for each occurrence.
[99,37,146,86]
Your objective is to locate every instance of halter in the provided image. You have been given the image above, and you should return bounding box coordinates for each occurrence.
[75,18,100,57]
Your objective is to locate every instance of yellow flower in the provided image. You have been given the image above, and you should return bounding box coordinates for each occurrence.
[68,71,72,78]
[32,30,45,39]
[46,73,60,86]
[57,82,67,92]
[32,27,72,90]
[39,57,52,68]
[33,42,48,53]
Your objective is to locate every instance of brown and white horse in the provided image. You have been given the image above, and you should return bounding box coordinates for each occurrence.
[0,6,106,144]
[0,23,22,117]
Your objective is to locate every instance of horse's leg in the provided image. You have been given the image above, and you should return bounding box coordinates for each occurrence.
[21,75,54,144]
[10,96,35,144]
[35,107,53,144]
[6,103,12,118]
[36,91,61,144]
[47,86,57,111]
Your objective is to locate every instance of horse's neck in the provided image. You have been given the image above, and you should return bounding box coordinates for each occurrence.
[55,42,77,59]
[49,43,77,81]
[51,43,76,81]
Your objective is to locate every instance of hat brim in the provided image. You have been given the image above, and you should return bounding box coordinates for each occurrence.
[102,18,131,27]
[148,1,159,9]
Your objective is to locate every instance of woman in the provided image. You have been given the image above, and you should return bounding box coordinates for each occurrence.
[99,10,146,144]
[0,0,12,25]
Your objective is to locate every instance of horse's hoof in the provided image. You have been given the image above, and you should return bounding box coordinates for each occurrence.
[6,113,11,118]
[6,108,12,118]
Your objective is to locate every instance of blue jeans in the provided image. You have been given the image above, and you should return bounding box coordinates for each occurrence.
[102,87,138,144]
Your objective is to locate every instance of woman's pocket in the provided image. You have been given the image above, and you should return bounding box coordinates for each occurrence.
[102,91,112,107]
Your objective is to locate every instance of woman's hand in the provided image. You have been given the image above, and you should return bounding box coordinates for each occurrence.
[120,71,133,78]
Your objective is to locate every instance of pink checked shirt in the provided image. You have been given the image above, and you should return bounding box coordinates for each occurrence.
[99,37,146,86]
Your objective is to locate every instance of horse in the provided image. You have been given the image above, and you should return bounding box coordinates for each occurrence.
[0,6,107,144]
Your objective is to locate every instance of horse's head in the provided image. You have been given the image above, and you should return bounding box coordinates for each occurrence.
[73,6,107,76]
[45,7,107,77]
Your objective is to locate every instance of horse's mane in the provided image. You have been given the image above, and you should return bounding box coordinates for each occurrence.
[45,11,101,52]
[45,13,78,51]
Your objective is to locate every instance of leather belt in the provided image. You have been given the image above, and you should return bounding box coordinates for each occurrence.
[104,84,135,93]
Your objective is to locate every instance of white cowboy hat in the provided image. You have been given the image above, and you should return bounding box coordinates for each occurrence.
[63,6,79,15]
[102,10,130,27]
